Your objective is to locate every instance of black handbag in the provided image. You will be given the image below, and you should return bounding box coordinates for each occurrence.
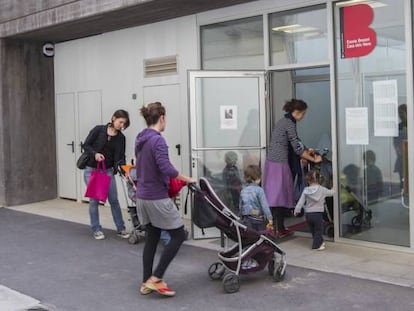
[76,152,90,169]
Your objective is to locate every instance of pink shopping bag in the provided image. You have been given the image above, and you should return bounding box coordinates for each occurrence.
[85,161,111,202]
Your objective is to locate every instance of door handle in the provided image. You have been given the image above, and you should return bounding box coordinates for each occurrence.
[80,141,84,152]
[67,141,74,153]
[175,144,181,156]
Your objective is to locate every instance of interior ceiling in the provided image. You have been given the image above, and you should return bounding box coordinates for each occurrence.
[9,0,258,43]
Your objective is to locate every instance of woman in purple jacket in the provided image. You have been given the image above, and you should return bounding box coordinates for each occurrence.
[136,102,195,297]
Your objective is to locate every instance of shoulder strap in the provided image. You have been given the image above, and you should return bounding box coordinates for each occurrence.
[96,125,108,152]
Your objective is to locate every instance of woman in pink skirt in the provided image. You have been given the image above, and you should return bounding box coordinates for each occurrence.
[263,99,321,238]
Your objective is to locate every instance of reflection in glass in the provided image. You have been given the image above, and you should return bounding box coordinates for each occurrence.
[201,16,264,70]
[195,77,261,148]
[335,0,409,246]
[269,5,328,66]
[194,149,263,215]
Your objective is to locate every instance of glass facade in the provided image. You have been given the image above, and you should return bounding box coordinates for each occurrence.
[269,5,328,66]
[334,0,409,246]
[200,16,264,70]
[198,0,413,248]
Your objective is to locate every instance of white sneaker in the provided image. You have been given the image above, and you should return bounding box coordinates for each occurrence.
[93,231,105,240]
[117,230,130,239]
[317,242,326,251]
[242,259,258,269]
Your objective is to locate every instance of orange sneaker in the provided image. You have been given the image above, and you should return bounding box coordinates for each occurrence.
[144,276,175,297]
[140,283,153,295]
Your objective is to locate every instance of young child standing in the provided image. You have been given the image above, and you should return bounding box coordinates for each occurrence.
[239,165,273,232]
[294,169,334,251]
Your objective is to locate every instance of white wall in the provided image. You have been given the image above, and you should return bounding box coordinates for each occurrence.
[55,15,199,208]
[55,15,198,168]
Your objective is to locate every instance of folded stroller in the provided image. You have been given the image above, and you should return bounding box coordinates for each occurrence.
[118,165,146,244]
[189,177,287,294]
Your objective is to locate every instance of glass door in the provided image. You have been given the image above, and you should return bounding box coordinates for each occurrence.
[188,71,267,239]
[270,68,332,238]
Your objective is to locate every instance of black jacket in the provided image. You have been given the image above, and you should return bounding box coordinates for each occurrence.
[83,124,126,171]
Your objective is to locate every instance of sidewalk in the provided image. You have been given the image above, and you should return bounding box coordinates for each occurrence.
[6,198,414,290]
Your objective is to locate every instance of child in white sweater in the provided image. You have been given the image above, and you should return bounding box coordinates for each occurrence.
[294,169,334,250]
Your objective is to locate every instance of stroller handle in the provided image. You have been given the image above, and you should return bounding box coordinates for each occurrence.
[187,182,201,193]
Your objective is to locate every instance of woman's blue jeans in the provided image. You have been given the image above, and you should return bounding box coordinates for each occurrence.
[84,166,126,233]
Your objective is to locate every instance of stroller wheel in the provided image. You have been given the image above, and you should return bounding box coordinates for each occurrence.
[222,273,240,294]
[128,233,139,245]
[208,262,225,281]
[351,216,362,227]
[273,264,286,282]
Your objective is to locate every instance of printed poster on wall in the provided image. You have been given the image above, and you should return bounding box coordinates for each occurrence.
[340,4,376,58]
[373,80,398,137]
[220,105,237,129]
[346,107,369,145]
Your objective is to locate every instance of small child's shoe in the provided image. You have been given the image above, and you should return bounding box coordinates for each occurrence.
[117,230,130,239]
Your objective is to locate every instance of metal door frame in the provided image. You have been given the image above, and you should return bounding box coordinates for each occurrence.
[188,70,267,239]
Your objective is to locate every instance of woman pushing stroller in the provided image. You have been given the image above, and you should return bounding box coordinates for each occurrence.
[135,102,195,297]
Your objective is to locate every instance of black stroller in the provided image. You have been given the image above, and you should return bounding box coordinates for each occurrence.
[189,177,287,294]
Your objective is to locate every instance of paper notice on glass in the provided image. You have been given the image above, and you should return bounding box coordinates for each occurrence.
[345,107,369,145]
[220,105,237,129]
[372,80,398,137]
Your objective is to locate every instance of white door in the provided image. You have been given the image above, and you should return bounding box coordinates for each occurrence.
[143,84,182,171]
[78,90,103,200]
[56,93,77,199]
[55,90,103,201]
[143,84,185,211]
[188,71,267,239]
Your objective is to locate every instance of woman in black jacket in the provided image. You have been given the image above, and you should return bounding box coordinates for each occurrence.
[83,109,130,240]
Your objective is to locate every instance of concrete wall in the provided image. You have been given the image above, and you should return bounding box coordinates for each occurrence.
[0,39,56,206]
[0,0,147,38]
[0,0,74,23]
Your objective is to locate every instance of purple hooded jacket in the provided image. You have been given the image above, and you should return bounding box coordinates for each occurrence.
[135,128,179,200]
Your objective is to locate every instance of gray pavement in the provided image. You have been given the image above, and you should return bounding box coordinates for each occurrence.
[1,200,414,310]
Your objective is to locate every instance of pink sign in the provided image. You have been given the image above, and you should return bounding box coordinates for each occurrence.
[340,4,377,58]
